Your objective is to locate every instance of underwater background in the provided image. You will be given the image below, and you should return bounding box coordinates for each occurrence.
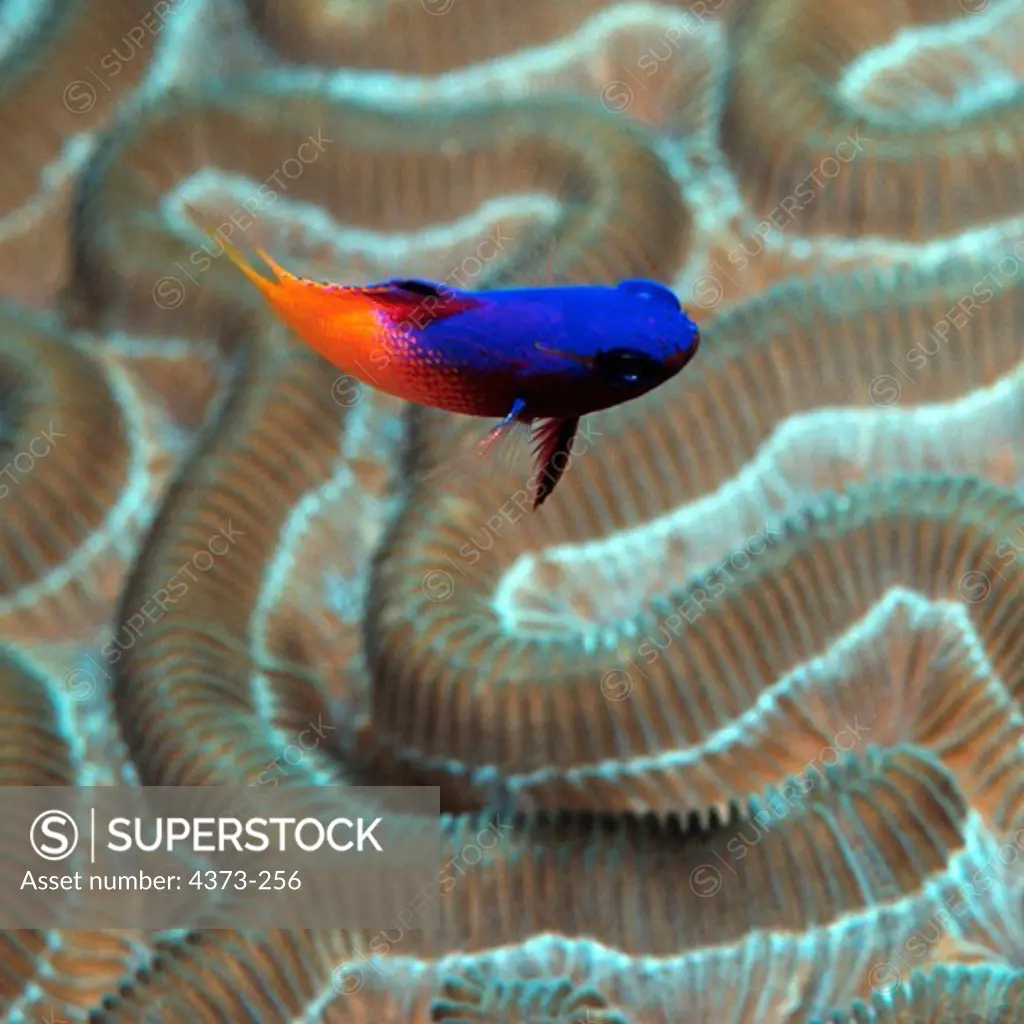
[2,0,1024,1020]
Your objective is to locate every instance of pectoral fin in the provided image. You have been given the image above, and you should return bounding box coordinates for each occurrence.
[478,398,529,456]
[530,416,580,509]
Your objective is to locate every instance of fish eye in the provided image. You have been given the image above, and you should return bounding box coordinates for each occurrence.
[616,279,682,311]
[595,347,665,386]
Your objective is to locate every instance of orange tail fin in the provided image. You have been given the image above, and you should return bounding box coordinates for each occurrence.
[181,204,390,378]
[183,203,295,302]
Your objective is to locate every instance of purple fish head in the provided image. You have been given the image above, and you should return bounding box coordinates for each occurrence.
[554,279,699,415]
[601,278,701,381]
[501,277,702,418]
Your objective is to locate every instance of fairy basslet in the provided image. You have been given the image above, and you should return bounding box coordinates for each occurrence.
[189,211,700,508]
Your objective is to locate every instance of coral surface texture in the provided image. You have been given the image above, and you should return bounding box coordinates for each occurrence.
[1,0,1024,1021]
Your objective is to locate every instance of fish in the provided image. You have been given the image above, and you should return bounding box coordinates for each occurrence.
[187,209,701,508]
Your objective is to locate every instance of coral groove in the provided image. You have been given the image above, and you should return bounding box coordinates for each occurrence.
[721,0,1024,238]
[367,253,1024,810]
[69,79,689,340]
[0,302,156,640]
[241,0,645,74]
[2,2,1024,1022]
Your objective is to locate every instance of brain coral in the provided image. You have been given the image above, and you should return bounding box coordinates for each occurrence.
[0,1,1023,1022]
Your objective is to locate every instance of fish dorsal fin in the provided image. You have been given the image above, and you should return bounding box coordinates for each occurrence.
[382,278,442,296]
[362,277,483,326]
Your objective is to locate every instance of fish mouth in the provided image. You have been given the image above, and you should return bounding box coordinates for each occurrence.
[666,346,696,372]
[666,327,701,372]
